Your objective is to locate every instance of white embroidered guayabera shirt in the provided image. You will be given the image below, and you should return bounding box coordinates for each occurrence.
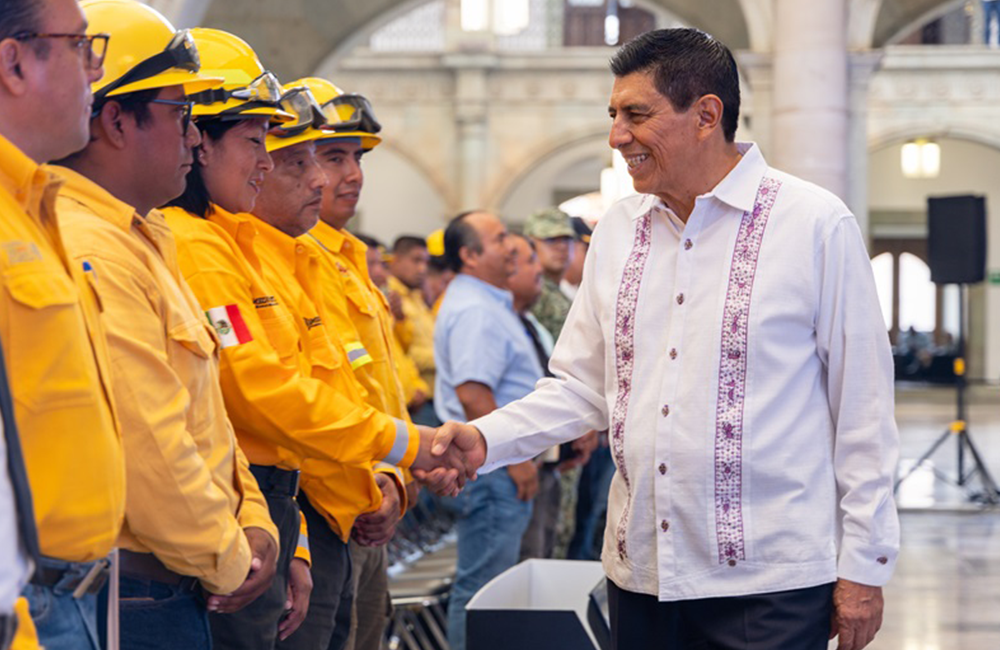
[474,143,900,601]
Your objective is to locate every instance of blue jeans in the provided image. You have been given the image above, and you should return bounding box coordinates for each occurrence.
[447,470,532,650]
[22,558,103,650]
[986,1,1000,44]
[567,445,615,560]
[116,576,210,650]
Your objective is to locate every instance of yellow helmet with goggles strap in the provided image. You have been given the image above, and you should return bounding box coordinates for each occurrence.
[82,0,223,101]
[186,29,293,123]
[291,77,382,150]
[265,83,329,153]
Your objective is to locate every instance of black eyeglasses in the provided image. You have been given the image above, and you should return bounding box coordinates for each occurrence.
[149,99,195,135]
[12,32,110,71]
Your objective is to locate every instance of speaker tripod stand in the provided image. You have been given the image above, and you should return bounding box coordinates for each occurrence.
[894,285,1000,506]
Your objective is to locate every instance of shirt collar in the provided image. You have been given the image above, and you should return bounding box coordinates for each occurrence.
[455,272,513,309]
[308,219,347,254]
[628,141,768,221]
[45,165,139,233]
[0,132,62,216]
[251,214,310,270]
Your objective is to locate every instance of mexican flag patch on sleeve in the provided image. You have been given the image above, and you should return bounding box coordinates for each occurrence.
[205,305,253,348]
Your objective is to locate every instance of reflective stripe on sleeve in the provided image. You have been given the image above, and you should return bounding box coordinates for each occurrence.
[297,532,309,555]
[382,418,411,466]
[344,342,373,370]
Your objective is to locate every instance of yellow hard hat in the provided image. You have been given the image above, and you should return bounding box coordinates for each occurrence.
[426,229,444,257]
[291,77,382,150]
[82,0,223,101]
[265,83,329,153]
[187,29,293,123]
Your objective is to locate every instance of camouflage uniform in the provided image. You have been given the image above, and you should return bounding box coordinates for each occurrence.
[530,277,573,341]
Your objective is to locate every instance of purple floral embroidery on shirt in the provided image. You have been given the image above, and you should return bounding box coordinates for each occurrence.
[611,211,653,560]
[714,177,781,565]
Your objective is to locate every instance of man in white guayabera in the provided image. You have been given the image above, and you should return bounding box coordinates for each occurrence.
[430,27,900,650]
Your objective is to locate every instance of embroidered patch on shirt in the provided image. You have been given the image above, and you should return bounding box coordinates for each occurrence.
[2,241,42,266]
[205,305,253,348]
[253,295,279,309]
[303,316,323,330]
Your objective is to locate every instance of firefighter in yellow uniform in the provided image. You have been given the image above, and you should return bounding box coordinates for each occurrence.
[295,77,413,650]
[164,79,456,649]
[52,5,280,648]
[0,0,125,646]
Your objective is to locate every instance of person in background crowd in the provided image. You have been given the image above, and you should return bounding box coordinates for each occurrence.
[0,0,124,646]
[53,16,281,649]
[423,229,453,315]
[506,234,562,561]
[388,236,439,425]
[295,76,413,650]
[430,28,899,650]
[524,207,596,558]
[559,216,592,301]
[524,207,575,340]
[366,236,431,415]
[434,212,543,650]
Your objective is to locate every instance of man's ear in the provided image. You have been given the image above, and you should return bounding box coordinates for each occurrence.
[94,101,129,149]
[0,39,29,95]
[693,94,725,141]
[459,245,477,271]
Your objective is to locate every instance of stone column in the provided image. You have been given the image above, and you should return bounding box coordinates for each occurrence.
[847,51,883,240]
[771,0,849,200]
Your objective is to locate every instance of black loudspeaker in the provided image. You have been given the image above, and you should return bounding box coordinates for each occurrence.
[927,195,987,285]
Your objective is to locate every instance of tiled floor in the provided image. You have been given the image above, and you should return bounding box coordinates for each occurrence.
[859,385,1000,650]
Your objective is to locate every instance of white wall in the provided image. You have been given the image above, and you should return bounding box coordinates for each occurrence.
[352,146,449,244]
[868,137,1000,380]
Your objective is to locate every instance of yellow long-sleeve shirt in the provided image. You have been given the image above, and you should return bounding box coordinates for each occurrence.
[53,167,277,594]
[163,206,418,540]
[0,134,123,563]
[253,218,408,538]
[162,206,416,472]
[387,275,436,397]
[303,222,411,505]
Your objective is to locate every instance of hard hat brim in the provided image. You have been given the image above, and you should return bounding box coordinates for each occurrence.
[102,69,224,98]
[192,100,296,123]
[265,126,330,153]
[317,130,382,150]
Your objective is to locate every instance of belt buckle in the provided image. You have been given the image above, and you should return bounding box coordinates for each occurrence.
[72,558,110,599]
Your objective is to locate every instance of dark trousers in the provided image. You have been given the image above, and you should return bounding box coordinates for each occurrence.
[118,577,209,650]
[607,580,834,650]
[277,492,353,650]
[209,491,300,650]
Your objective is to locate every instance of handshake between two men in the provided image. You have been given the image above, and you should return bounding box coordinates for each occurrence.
[411,422,491,496]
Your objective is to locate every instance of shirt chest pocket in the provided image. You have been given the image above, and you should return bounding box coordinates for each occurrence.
[343,278,376,318]
[4,268,102,413]
[167,319,217,433]
[303,321,344,373]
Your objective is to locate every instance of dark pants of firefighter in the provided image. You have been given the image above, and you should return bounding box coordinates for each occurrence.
[277,491,352,650]
[210,466,300,650]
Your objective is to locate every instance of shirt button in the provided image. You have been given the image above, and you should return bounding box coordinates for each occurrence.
[684,239,693,250]
[876,556,888,565]
[659,463,667,475]
[661,405,670,417]
[728,559,737,567]
[296,245,306,254]
[660,520,670,532]
[669,348,678,360]
[676,293,685,305]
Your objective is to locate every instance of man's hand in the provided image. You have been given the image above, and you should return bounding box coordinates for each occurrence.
[206,527,278,614]
[388,291,405,322]
[507,460,539,501]
[558,430,599,472]
[278,558,313,641]
[830,579,884,650]
[353,473,402,547]
[411,424,478,496]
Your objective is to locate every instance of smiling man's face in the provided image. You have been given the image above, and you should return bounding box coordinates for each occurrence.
[316,137,365,230]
